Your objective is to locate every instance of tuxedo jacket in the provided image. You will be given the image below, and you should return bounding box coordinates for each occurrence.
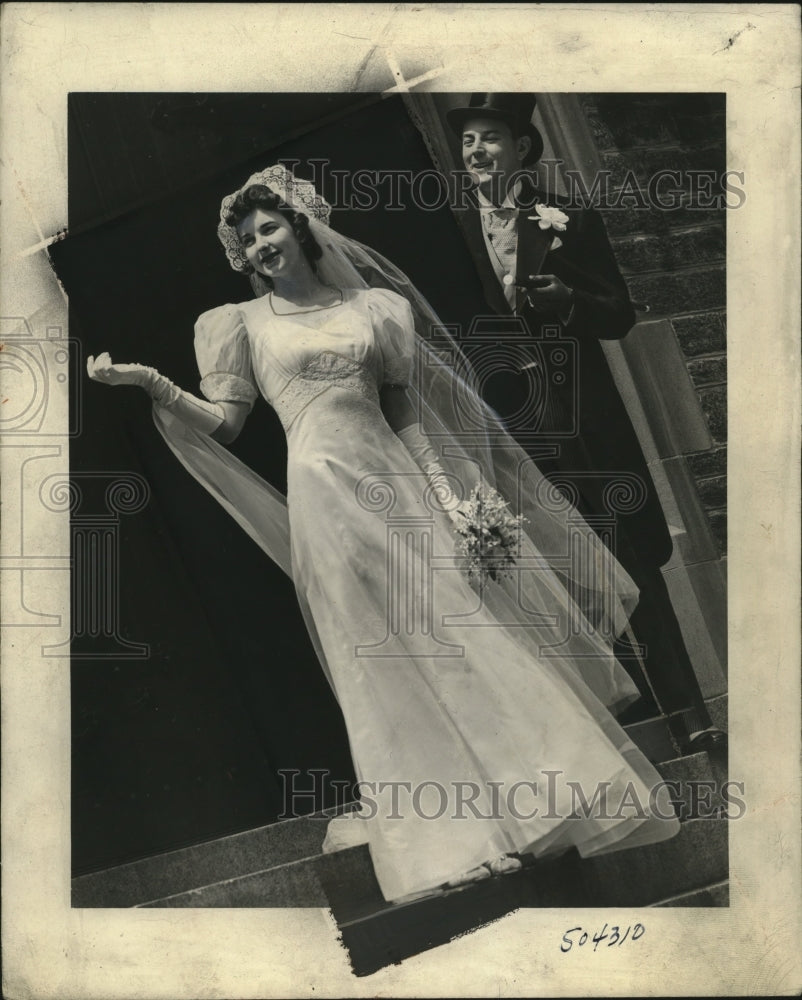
[456,174,672,570]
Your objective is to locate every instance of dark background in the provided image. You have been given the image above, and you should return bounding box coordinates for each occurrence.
[53,93,489,875]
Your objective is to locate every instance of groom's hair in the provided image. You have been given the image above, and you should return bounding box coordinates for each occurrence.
[496,120,540,168]
[225,184,323,272]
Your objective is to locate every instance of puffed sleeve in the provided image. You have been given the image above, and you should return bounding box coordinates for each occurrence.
[367,288,417,387]
[193,304,259,411]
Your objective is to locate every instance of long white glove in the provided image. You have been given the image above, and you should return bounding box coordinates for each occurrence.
[87,352,224,436]
[396,423,467,523]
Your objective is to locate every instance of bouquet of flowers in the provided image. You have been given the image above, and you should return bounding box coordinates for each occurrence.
[452,483,526,586]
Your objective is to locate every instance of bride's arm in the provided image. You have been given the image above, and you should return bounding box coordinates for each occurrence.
[87,352,250,444]
[379,382,417,434]
[381,385,467,523]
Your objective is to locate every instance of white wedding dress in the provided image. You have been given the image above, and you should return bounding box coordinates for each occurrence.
[154,285,680,902]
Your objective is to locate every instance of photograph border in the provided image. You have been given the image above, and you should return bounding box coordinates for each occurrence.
[1,4,800,997]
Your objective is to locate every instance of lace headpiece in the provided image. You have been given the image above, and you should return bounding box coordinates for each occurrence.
[216,163,332,272]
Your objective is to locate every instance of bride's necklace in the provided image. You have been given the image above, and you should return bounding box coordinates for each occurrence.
[268,287,344,316]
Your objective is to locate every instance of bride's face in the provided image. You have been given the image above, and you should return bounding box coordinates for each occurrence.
[236,208,305,279]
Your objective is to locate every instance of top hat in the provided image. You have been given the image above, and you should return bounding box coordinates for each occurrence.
[446,92,544,166]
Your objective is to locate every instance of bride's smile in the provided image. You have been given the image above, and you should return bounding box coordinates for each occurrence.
[236,208,305,279]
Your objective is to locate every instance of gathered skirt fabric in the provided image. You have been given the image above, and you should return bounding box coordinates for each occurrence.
[155,289,681,904]
[287,386,679,902]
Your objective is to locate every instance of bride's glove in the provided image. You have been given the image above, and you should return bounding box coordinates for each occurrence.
[396,423,469,525]
[87,352,224,436]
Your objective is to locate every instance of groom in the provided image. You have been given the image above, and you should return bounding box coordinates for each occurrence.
[445,93,725,753]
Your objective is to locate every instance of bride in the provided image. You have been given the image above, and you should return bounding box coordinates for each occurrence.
[87,165,679,903]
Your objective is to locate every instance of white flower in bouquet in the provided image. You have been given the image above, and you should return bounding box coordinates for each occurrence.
[452,484,526,585]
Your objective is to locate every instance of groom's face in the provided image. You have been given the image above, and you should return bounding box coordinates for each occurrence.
[461,116,530,196]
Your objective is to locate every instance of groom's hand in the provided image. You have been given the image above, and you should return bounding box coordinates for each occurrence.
[521,274,574,314]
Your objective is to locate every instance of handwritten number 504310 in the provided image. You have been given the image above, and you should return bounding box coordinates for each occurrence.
[560,923,645,953]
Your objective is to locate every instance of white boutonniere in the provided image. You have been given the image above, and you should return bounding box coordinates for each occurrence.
[528,204,569,251]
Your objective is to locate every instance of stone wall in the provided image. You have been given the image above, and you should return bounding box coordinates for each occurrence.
[579,94,727,555]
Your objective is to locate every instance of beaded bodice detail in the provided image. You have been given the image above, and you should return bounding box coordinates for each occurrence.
[194,288,415,438]
[271,350,380,431]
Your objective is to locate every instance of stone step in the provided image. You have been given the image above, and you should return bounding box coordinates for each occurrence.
[658,750,731,819]
[706,692,728,731]
[142,804,726,912]
[316,817,728,923]
[624,692,728,763]
[73,750,728,908]
[314,818,729,975]
[624,714,678,762]
[72,804,347,908]
[140,852,332,908]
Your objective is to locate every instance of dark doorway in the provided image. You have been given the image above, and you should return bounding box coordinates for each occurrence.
[55,93,488,875]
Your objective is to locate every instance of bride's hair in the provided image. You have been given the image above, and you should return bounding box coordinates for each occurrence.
[224,184,323,280]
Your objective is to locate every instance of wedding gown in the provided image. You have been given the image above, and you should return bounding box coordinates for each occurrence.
[155,285,680,902]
